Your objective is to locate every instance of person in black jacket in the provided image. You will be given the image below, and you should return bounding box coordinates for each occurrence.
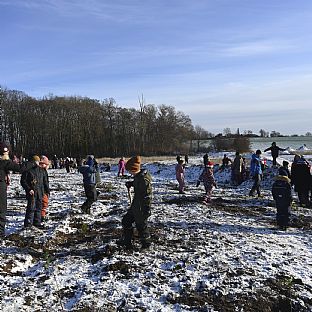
[264,142,286,167]
[272,174,292,230]
[291,155,311,207]
[0,142,34,237]
[21,155,50,229]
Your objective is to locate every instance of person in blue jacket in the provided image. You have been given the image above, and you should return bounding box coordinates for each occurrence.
[78,155,99,214]
[249,150,263,197]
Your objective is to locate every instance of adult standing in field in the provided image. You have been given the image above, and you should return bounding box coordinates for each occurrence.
[249,150,263,197]
[264,142,286,167]
[118,156,152,250]
[291,155,311,207]
[184,154,189,164]
[232,152,243,185]
[203,153,209,167]
[0,143,35,238]
[21,155,50,229]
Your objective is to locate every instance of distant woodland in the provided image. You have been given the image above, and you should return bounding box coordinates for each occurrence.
[0,87,196,157]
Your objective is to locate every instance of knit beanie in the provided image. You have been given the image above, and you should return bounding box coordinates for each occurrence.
[125,156,141,173]
[33,155,40,162]
[0,142,9,155]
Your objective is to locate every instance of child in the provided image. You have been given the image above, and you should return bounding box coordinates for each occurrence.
[118,156,152,249]
[272,173,292,231]
[175,159,185,194]
[196,161,217,204]
[117,157,126,176]
[78,155,99,214]
[278,160,291,179]
[39,156,50,222]
[21,155,50,229]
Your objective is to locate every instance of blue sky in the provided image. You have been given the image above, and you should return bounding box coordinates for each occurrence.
[1,0,312,135]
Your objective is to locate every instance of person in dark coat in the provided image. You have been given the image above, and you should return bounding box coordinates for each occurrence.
[264,142,286,167]
[291,155,311,207]
[278,161,291,179]
[21,155,50,229]
[232,152,243,185]
[203,153,209,167]
[272,174,292,230]
[184,154,189,164]
[118,156,152,250]
[0,143,34,237]
[78,155,99,214]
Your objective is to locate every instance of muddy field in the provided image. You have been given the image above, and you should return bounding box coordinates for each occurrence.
[1,158,312,311]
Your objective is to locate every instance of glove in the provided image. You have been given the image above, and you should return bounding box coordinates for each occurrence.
[196,181,200,187]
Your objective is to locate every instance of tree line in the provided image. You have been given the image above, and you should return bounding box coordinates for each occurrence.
[0,87,195,157]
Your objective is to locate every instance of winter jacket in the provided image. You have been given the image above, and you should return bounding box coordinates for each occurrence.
[21,165,50,199]
[272,175,292,207]
[264,145,285,158]
[198,167,216,188]
[250,154,262,176]
[175,163,185,180]
[232,156,243,174]
[78,165,98,185]
[127,170,152,224]
[291,160,311,192]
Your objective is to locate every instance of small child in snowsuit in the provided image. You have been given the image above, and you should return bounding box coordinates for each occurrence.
[175,159,185,194]
[118,156,153,250]
[196,161,217,204]
[39,156,50,222]
[272,173,292,231]
[118,157,126,176]
[78,155,99,214]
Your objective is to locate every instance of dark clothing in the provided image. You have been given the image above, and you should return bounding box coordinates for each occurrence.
[21,165,50,227]
[78,164,98,213]
[184,155,189,164]
[122,170,152,246]
[0,160,34,235]
[272,176,292,227]
[278,166,291,179]
[203,154,209,166]
[249,174,262,197]
[291,160,311,206]
[264,145,285,166]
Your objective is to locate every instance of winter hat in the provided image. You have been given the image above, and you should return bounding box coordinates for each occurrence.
[40,155,49,165]
[278,167,289,177]
[0,142,9,155]
[33,155,40,162]
[86,156,94,167]
[125,156,141,173]
[207,161,214,168]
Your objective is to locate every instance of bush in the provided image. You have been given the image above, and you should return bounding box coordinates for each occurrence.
[212,136,250,152]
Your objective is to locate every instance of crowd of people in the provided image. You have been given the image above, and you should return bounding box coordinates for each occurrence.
[175,143,312,231]
[1,140,311,249]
